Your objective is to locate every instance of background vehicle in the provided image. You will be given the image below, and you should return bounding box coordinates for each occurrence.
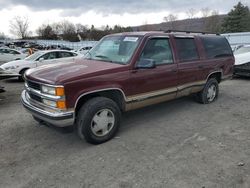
[234,45,250,54]
[21,31,234,144]
[0,48,27,64]
[0,50,79,81]
[76,46,93,54]
[234,46,250,76]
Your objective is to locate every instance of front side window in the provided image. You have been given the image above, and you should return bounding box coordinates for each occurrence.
[84,35,141,64]
[201,36,233,58]
[139,38,173,65]
[9,50,20,55]
[26,52,44,61]
[175,38,199,62]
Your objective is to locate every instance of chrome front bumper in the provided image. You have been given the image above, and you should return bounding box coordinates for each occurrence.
[21,90,74,127]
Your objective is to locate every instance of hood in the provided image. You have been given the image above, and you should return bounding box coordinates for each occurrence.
[25,59,126,84]
[0,60,31,69]
[234,52,250,66]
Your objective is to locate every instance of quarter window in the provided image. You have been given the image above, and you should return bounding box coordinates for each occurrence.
[175,38,199,62]
[201,36,233,59]
[140,38,173,65]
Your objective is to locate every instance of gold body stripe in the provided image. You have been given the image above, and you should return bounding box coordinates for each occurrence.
[125,80,206,111]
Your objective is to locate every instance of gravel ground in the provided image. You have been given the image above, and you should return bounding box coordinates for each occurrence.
[0,77,250,188]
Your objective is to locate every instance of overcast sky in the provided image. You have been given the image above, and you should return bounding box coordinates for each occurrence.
[0,0,249,36]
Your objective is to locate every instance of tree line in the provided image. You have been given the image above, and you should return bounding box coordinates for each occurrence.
[4,1,250,41]
[162,2,250,33]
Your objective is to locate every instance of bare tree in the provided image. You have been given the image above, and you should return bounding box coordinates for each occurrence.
[205,10,220,32]
[201,8,211,17]
[36,24,57,40]
[164,14,178,30]
[9,16,30,39]
[0,32,6,40]
[186,8,197,19]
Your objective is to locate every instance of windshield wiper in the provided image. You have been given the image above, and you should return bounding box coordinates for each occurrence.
[94,55,114,63]
[95,55,110,59]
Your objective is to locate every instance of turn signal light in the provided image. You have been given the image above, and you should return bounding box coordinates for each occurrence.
[57,101,66,109]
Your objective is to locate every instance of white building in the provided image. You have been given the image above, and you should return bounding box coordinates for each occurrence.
[222,32,250,46]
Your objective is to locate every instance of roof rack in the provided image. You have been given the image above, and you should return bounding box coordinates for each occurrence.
[164,30,220,35]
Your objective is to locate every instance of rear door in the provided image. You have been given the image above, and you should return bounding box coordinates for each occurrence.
[174,36,204,97]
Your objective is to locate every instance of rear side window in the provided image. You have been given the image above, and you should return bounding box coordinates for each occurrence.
[201,37,233,59]
[175,38,199,62]
[59,52,75,58]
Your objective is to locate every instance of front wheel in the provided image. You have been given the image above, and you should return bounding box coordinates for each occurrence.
[18,69,29,81]
[195,78,219,104]
[76,97,121,144]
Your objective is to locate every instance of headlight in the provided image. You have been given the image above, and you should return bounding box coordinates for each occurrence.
[4,65,19,70]
[41,85,65,96]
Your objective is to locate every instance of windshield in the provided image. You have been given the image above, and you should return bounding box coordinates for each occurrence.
[25,51,44,61]
[234,46,250,55]
[84,35,141,64]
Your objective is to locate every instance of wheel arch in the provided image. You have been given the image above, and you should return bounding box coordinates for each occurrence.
[206,71,222,83]
[19,67,30,75]
[74,88,127,118]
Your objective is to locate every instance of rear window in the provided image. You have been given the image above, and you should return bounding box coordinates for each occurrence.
[201,37,233,59]
[175,38,199,62]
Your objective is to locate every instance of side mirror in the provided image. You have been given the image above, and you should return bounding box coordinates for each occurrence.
[136,59,156,69]
[39,58,44,62]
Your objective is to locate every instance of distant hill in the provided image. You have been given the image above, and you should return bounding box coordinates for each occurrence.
[132,15,227,33]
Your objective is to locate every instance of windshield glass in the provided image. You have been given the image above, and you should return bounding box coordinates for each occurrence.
[84,35,141,64]
[234,46,250,55]
[25,51,44,61]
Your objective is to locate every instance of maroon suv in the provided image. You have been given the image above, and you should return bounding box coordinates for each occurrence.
[21,31,234,144]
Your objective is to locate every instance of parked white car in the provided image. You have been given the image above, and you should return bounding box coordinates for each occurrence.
[234,45,250,77]
[0,50,79,80]
[0,48,27,64]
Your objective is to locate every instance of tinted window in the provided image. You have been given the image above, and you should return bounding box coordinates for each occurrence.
[201,37,233,59]
[140,38,173,65]
[175,38,199,62]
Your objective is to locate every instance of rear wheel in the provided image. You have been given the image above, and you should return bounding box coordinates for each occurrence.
[76,97,121,144]
[196,78,219,104]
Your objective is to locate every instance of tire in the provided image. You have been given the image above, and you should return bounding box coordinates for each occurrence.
[18,69,28,81]
[76,97,121,144]
[195,78,219,104]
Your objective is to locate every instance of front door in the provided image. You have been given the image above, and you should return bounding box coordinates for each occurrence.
[128,37,178,110]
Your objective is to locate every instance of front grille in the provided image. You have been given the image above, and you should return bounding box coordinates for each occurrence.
[26,80,41,91]
[29,93,43,103]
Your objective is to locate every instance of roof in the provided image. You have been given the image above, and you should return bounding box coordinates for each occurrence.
[108,31,220,38]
